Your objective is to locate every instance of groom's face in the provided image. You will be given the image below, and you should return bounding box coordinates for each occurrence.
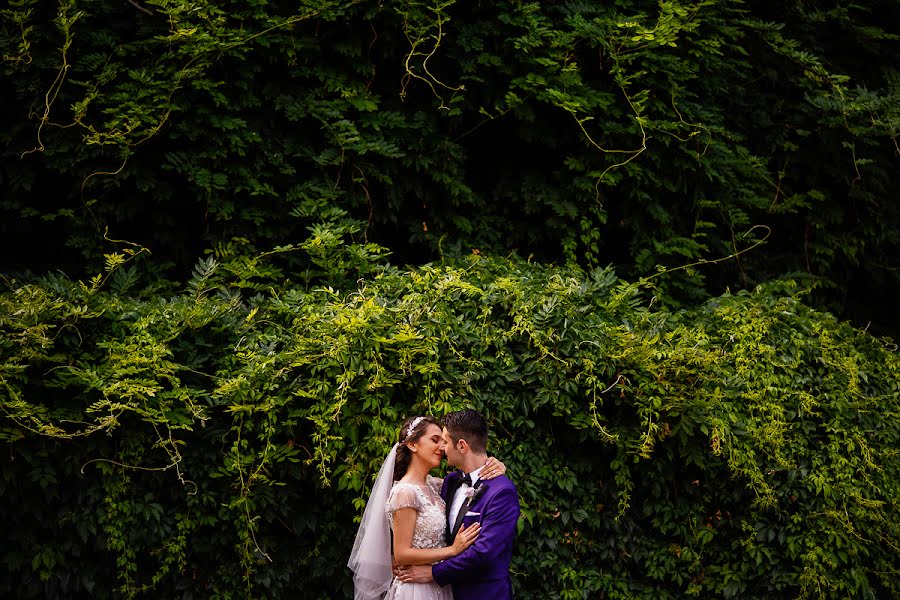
[441,427,462,467]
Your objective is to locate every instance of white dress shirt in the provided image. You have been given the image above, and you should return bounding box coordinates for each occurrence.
[448,465,483,529]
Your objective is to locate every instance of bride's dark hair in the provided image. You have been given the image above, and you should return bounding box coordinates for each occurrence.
[394,416,439,481]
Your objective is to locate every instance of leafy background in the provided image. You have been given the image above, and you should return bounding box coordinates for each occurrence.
[1,0,899,598]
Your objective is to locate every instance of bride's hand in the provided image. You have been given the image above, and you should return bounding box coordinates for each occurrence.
[481,456,507,480]
[451,522,481,555]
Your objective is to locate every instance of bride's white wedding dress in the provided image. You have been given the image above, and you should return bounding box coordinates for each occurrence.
[383,475,453,600]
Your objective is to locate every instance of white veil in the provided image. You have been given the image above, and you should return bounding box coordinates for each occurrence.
[348,443,398,600]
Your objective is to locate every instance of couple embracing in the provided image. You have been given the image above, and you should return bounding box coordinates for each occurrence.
[349,409,520,600]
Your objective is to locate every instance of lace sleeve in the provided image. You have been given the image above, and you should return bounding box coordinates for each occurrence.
[426,475,444,496]
[386,484,420,515]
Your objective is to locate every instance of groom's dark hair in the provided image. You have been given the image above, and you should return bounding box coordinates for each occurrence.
[441,409,488,454]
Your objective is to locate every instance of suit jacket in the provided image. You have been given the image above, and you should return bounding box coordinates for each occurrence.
[433,470,520,600]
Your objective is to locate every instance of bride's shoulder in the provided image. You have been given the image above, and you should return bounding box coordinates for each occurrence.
[386,481,422,511]
[390,480,420,493]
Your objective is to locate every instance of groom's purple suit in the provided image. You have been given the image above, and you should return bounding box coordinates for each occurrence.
[432,470,520,600]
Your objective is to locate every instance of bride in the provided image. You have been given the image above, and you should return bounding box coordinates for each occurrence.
[348,416,505,600]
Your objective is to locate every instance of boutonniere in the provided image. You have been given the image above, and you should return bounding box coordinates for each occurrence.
[464,482,486,501]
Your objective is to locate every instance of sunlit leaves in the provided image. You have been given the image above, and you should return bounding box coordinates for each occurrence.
[3,243,899,597]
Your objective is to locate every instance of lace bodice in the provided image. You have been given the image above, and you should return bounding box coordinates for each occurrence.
[385,475,446,550]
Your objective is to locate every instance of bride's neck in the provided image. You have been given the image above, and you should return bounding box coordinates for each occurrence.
[400,456,430,484]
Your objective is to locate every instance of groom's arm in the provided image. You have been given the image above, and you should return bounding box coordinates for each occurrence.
[431,484,520,586]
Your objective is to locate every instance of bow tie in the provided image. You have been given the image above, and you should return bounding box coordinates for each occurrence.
[460,473,473,486]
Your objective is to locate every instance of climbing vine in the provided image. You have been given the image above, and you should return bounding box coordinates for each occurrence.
[2,232,898,598]
[2,0,898,335]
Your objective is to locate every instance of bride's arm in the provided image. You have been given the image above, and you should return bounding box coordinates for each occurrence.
[482,456,507,479]
[429,457,507,488]
[391,508,480,565]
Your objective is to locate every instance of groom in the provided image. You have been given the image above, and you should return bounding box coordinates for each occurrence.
[397,409,520,599]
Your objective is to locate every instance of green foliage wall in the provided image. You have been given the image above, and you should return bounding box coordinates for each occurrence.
[2,245,898,598]
[2,0,899,332]
[2,1,900,596]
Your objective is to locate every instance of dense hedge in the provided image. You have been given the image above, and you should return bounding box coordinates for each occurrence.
[2,244,898,598]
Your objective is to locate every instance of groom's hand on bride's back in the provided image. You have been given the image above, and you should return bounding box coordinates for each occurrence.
[396,564,434,584]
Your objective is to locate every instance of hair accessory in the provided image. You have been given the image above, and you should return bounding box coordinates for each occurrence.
[405,416,425,441]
